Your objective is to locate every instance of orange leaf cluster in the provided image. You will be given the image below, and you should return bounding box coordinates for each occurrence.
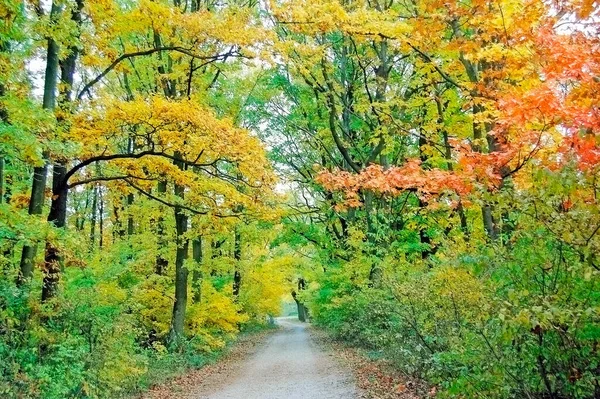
[497,21,600,170]
[317,160,475,207]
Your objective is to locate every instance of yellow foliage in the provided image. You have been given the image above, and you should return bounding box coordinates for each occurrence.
[131,277,173,337]
[67,96,277,216]
[240,256,292,318]
[186,282,248,350]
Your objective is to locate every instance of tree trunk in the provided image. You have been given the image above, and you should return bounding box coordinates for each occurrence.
[41,162,67,301]
[155,180,168,275]
[0,156,4,205]
[192,236,203,303]
[89,185,98,248]
[168,154,189,345]
[127,193,134,235]
[113,198,126,239]
[292,278,307,322]
[436,95,470,239]
[126,137,135,237]
[232,227,241,298]
[17,3,61,285]
[99,190,104,248]
[41,0,84,301]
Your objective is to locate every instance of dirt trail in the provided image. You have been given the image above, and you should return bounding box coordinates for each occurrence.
[188,318,357,399]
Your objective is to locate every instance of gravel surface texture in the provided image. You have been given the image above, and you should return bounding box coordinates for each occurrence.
[189,317,357,399]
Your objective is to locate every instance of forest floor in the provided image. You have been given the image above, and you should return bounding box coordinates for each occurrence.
[141,318,430,399]
[312,329,433,399]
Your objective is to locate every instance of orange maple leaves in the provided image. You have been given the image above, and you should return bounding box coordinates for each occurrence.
[319,4,599,206]
[317,160,475,207]
[497,21,600,170]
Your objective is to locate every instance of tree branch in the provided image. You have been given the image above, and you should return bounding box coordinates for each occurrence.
[67,174,156,189]
[64,150,217,188]
[77,47,245,100]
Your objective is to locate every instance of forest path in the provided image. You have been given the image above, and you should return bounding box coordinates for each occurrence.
[189,317,357,399]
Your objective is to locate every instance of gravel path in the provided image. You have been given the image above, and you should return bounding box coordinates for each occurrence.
[190,318,357,399]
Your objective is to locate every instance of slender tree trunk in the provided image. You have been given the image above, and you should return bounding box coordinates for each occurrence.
[155,180,168,275]
[210,238,225,276]
[89,185,98,248]
[364,39,391,284]
[126,138,135,237]
[292,278,307,322]
[232,227,241,298]
[435,95,470,238]
[41,164,67,301]
[452,19,500,242]
[192,236,203,303]
[99,190,104,248]
[75,189,90,231]
[292,290,306,322]
[365,191,382,284]
[113,198,126,239]
[0,155,8,260]
[0,156,5,205]
[418,128,434,259]
[41,0,84,301]
[0,155,4,206]
[168,154,189,344]
[18,3,61,285]
[127,193,134,235]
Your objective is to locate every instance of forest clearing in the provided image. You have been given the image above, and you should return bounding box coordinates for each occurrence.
[0,0,599,398]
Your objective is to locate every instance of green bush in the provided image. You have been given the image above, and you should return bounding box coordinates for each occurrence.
[309,228,600,398]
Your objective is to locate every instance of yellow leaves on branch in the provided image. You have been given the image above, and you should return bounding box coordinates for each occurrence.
[271,0,412,38]
[69,96,277,212]
[84,0,270,71]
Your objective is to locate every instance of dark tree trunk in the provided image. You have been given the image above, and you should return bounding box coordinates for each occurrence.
[99,190,104,248]
[232,227,241,298]
[75,190,89,231]
[113,198,126,239]
[0,154,8,260]
[155,180,168,275]
[18,3,61,285]
[18,165,48,284]
[435,94,470,239]
[0,156,4,205]
[126,137,135,236]
[364,191,382,285]
[168,154,189,345]
[89,185,98,248]
[127,193,134,235]
[210,238,225,276]
[41,163,67,301]
[41,0,84,301]
[292,278,307,322]
[192,237,203,303]
[168,202,189,343]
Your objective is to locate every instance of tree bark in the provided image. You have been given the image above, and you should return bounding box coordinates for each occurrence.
[155,180,168,275]
[89,185,98,248]
[99,190,104,248]
[113,198,126,239]
[41,0,84,301]
[0,156,4,205]
[127,193,134,235]
[168,154,189,345]
[41,162,67,301]
[75,189,90,231]
[232,227,241,298]
[192,236,203,303]
[292,278,307,322]
[17,2,61,285]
